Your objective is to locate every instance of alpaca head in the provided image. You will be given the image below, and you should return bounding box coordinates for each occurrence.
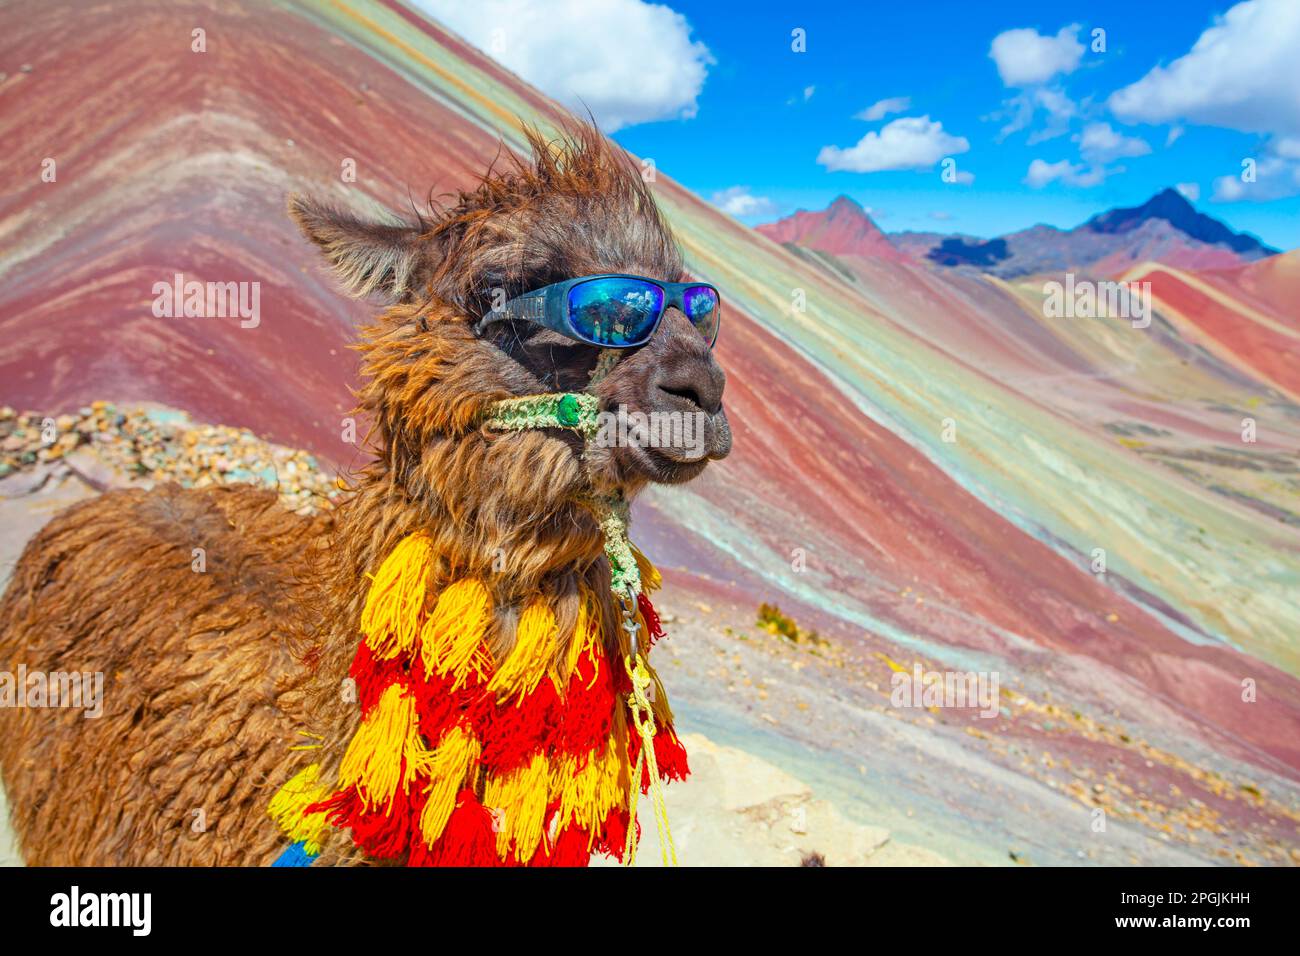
[291,123,730,503]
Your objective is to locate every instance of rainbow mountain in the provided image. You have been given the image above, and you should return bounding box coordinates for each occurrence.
[1,0,1298,864]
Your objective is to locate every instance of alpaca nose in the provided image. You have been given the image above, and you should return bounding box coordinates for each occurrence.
[652,349,725,415]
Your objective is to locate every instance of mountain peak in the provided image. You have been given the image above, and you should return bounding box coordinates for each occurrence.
[1086,188,1276,256]
[756,196,907,261]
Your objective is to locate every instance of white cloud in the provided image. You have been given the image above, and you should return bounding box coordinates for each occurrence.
[818,115,970,173]
[1077,122,1151,162]
[417,0,713,131]
[989,25,1085,86]
[1213,156,1300,202]
[857,96,911,121]
[1024,158,1106,188]
[803,85,816,101]
[1108,0,1300,137]
[1273,137,1300,160]
[995,87,1077,142]
[710,186,779,218]
[1166,126,1185,147]
[1175,182,1200,201]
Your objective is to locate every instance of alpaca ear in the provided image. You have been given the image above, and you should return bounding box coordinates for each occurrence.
[288,194,427,301]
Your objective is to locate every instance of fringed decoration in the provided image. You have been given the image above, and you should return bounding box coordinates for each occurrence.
[487,600,557,700]
[269,533,688,868]
[420,578,493,689]
[530,819,592,867]
[482,753,551,862]
[552,736,632,844]
[272,841,319,867]
[637,592,666,649]
[631,543,661,593]
[336,682,432,812]
[267,763,331,855]
[409,790,501,867]
[360,533,432,659]
[475,676,560,774]
[417,725,482,847]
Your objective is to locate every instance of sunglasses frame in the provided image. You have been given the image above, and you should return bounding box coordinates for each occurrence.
[474,273,721,349]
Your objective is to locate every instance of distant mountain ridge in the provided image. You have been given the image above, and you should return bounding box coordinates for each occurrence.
[755,195,908,261]
[1085,188,1273,255]
[762,188,1279,278]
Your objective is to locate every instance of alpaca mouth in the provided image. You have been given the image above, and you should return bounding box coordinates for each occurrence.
[615,406,731,484]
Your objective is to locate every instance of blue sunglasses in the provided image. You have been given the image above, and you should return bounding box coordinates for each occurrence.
[474,273,721,349]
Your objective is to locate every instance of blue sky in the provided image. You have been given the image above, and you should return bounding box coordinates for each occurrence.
[421,0,1300,249]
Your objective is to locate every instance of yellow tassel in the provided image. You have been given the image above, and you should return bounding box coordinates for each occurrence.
[551,588,601,693]
[487,600,557,699]
[268,763,331,855]
[337,683,432,811]
[483,753,551,862]
[551,731,631,846]
[417,725,482,847]
[361,533,433,660]
[631,543,661,593]
[420,578,493,689]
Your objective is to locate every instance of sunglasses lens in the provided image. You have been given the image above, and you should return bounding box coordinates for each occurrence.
[682,285,720,346]
[567,278,664,347]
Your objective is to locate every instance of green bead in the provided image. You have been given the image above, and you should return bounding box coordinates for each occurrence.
[556,393,581,427]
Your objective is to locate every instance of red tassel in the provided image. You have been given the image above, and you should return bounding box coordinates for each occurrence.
[409,789,501,867]
[626,720,690,792]
[552,644,619,760]
[593,807,634,863]
[409,663,472,745]
[654,725,690,783]
[530,824,592,867]
[348,642,408,713]
[475,678,560,774]
[310,781,420,861]
[637,593,667,648]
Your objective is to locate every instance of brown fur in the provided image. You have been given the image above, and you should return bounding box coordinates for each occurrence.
[0,123,729,865]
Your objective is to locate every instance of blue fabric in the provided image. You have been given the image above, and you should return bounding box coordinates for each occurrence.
[272,841,318,867]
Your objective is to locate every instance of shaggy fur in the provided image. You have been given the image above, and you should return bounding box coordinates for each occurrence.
[0,123,729,865]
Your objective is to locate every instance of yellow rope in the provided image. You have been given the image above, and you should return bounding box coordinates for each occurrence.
[622,652,677,867]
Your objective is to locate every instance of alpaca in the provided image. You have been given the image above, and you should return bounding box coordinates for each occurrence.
[0,123,731,866]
